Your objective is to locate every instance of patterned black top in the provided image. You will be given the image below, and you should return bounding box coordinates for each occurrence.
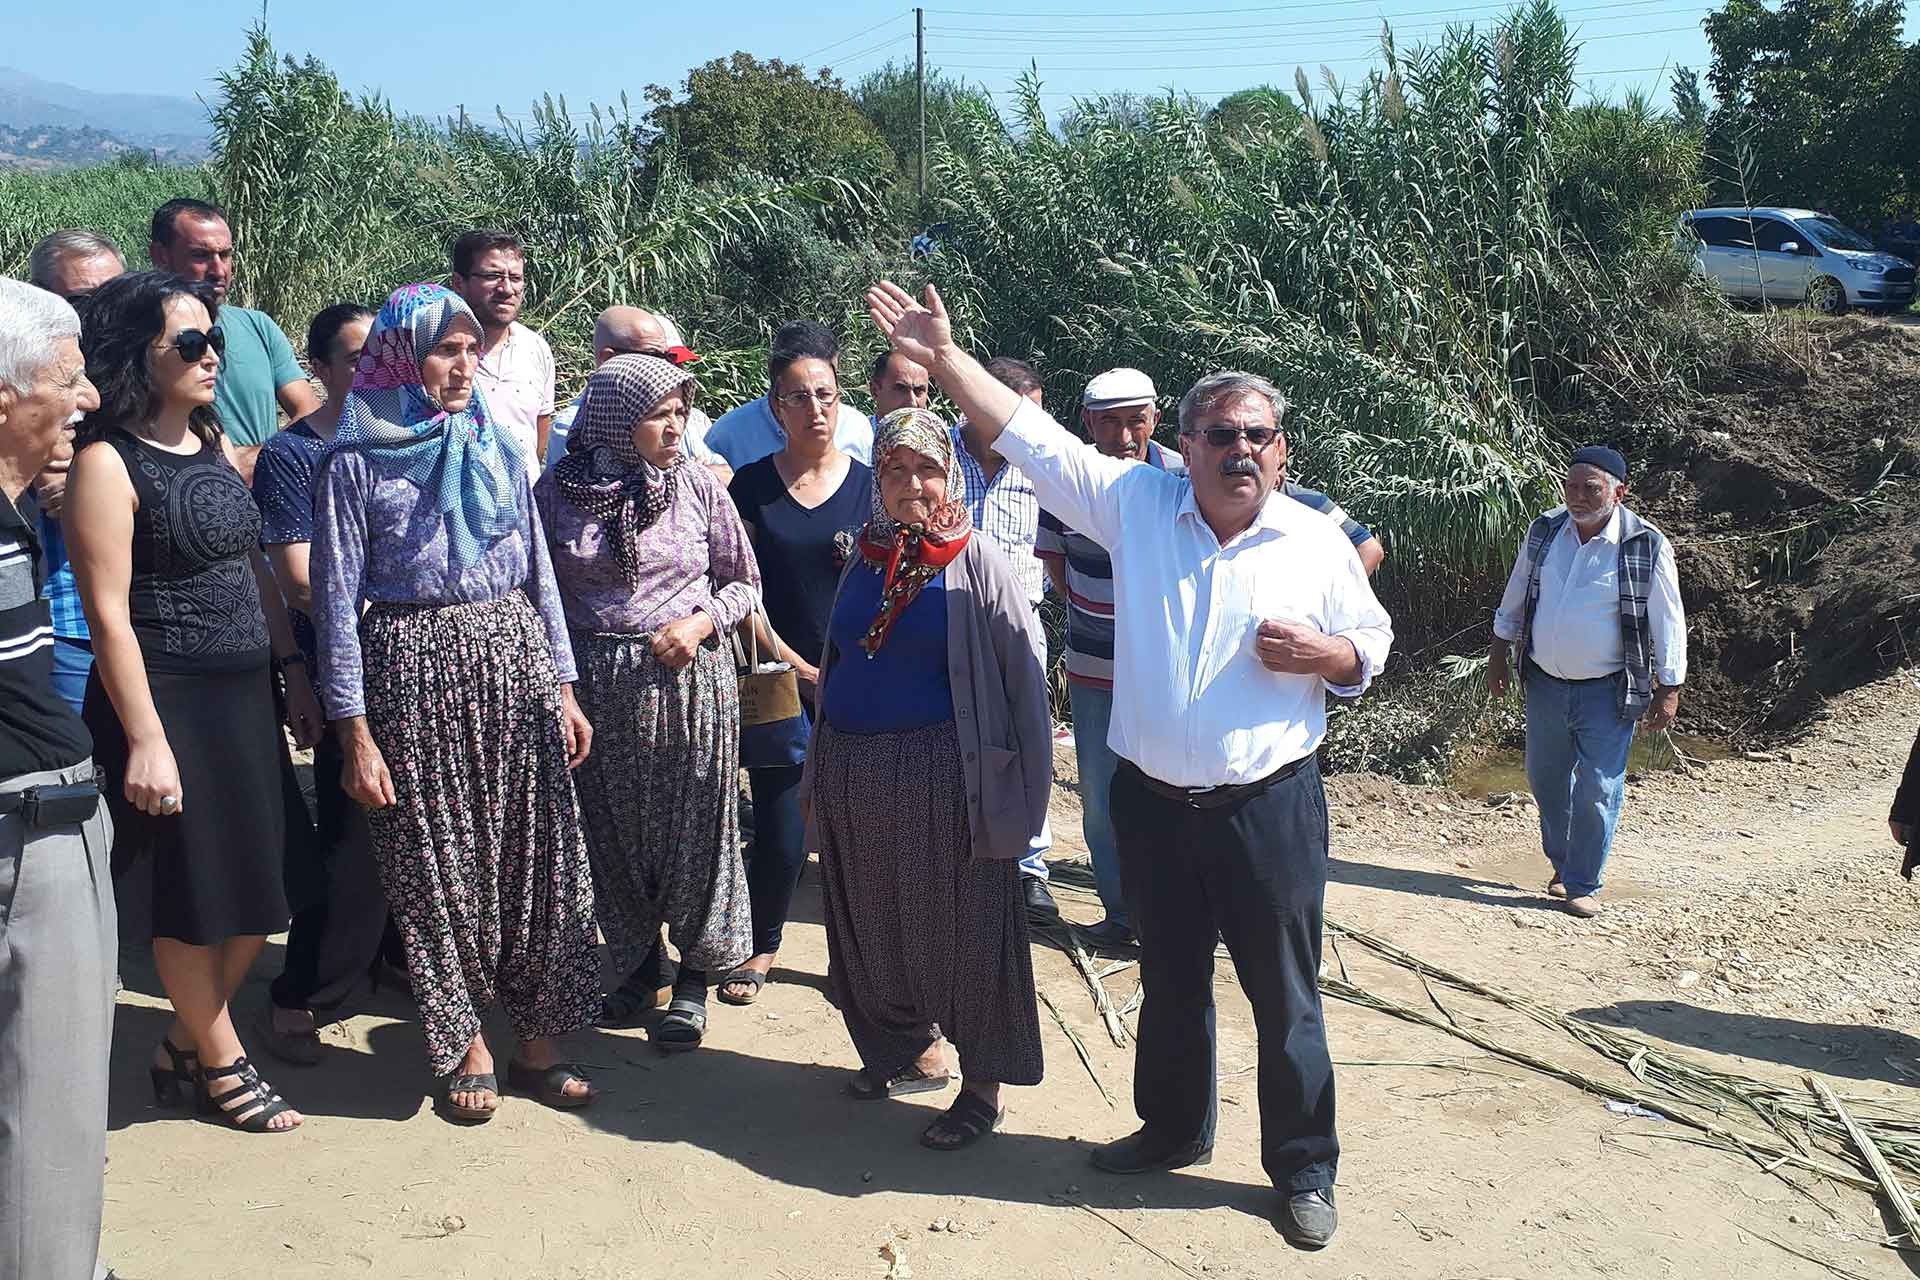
[99,429,269,674]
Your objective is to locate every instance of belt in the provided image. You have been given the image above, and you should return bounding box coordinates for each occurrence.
[1132,755,1309,811]
[1523,660,1616,686]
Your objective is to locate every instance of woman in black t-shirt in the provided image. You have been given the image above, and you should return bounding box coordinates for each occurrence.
[716,337,873,1006]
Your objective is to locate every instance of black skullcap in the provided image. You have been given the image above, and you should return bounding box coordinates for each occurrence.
[1570,445,1627,483]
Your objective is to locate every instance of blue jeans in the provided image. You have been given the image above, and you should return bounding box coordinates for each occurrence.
[1524,667,1636,899]
[50,636,94,716]
[1070,681,1127,927]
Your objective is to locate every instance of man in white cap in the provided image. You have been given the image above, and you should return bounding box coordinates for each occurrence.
[1034,367,1181,944]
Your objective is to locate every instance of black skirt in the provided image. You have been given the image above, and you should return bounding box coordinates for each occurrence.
[85,658,294,945]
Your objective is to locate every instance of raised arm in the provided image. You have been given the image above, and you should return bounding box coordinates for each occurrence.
[866,282,1021,452]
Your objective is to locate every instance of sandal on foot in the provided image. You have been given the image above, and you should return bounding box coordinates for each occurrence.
[506,1060,594,1110]
[258,1007,324,1067]
[920,1090,1004,1151]
[149,1037,198,1108]
[197,1057,301,1133]
[436,1071,499,1124]
[717,967,768,1006]
[594,987,660,1029]
[654,998,707,1052]
[846,1064,954,1101]
[1546,878,1568,899]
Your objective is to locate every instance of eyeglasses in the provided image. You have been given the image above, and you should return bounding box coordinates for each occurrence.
[464,271,525,287]
[161,326,226,363]
[1182,425,1280,449]
[775,389,838,409]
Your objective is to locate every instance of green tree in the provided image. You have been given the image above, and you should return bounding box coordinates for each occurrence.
[851,60,995,182]
[645,53,895,186]
[1206,86,1304,139]
[1670,66,1708,135]
[1703,0,1915,222]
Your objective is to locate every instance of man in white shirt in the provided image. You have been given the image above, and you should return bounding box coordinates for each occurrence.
[542,306,728,481]
[703,321,873,469]
[1489,445,1685,920]
[866,280,1392,1251]
[450,229,555,466]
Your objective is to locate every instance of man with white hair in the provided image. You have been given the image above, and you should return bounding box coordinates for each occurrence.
[0,278,118,1280]
[1488,444,1685,919]
[26,230,124,711]
[868,280,1392,1251]
[543,305,729,481]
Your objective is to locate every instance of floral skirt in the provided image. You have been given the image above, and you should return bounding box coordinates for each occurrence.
[361,592,600,1076]
[571,632,751,977]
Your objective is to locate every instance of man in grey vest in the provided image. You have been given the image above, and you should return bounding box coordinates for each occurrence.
[1487,445,1685,919]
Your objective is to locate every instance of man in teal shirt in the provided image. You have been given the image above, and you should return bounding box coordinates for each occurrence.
[149,198,319,481]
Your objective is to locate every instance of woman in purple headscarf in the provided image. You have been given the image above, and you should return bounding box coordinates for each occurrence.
[311,283,599,1123]
[535,354,760,1052]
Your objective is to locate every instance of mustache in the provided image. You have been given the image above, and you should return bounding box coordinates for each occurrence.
[1220,456,1261,477]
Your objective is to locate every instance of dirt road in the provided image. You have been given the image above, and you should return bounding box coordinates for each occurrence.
[99,676,1920,1279]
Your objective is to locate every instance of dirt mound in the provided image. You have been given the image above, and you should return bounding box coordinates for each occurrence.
[1597,315,1920,736]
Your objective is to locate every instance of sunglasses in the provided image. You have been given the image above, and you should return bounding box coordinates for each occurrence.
[163,326,226,364]
[1182,425,1281,449]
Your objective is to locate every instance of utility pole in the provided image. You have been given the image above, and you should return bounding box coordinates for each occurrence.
[915,7,926,206]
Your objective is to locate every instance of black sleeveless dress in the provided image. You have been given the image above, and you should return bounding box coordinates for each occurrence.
[82,429,295,945]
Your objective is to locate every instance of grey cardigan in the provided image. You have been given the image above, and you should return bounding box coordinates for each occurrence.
[802,535,1052,862]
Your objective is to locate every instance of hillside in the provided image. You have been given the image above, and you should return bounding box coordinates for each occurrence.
[0,66,208,167]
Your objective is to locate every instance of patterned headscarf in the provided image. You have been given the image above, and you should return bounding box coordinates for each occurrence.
[854,407,974,656]
[552,354,697,588]
[333,283,524,570]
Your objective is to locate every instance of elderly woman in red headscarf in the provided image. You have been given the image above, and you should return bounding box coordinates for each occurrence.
[534,354,761,1053]
[803,405,1053,1152]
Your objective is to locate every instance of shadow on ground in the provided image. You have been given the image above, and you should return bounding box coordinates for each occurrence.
[1572,1000,1920,1085]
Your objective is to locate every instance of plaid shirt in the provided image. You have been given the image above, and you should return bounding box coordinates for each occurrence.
[38,512,88,641]
[950,424,1044,607]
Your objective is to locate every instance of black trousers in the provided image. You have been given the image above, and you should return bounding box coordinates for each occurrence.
[272,732,391,1011]
[745,763,808,956]
[1111,754,1338,1192]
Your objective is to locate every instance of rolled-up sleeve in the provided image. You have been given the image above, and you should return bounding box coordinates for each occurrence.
[521,483,578,684]
[312,451,370,720]
[703,471,762,634]
[1323,542,1394,698]
[990,400,1137,551]
[1649,536,1687,686]
[1491,530,1533,642]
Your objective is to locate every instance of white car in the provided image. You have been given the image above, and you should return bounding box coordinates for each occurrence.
[1678,206,1917,314]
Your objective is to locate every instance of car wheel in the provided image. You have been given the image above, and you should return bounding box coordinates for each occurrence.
[1807,276,1848,316]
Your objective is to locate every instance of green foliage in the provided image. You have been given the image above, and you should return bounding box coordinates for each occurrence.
[1550,94,1707,255]
[1205,86,1305,141]
[645,53,896,188]
[1670,66,1709,136]
[1703,0,1918,223]
[0,158,211,278]
[852,61,996,188]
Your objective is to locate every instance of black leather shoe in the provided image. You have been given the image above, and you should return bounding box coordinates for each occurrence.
[1022,876,1061,925]
[1277,1187,1337,1250]
[1088,1128,1212,1174]
[1080,919,1136,948]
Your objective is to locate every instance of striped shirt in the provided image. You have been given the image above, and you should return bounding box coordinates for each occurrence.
[38,511,89,640]
[951,424,1044,608]
[1283,480,1375,548]
[0,492,90,777]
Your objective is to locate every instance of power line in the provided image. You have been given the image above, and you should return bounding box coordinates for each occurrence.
[1012,62,1677,94]
[926,0,1687,34]
[824,33,918,71]
[802,12,911,62]
[929,7,1708,49]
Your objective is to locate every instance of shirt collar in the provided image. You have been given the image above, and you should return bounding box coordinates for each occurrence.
[1560,504,1622,546]
[1174,478,1292,545]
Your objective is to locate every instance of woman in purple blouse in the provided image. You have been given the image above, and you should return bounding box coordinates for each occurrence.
[534,354,762,1051]
[310,283,600,1123]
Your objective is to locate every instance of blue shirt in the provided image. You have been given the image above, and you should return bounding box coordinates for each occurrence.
[38,513,87,641]
[251,419,328,666]
[823,564,953,734]
[703,396,874,470]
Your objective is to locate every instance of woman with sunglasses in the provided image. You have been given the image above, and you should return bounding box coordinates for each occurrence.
[311,283,600,1123]
[66,270,325,1133]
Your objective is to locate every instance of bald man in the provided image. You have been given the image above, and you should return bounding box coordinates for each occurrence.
[543,306,729,481]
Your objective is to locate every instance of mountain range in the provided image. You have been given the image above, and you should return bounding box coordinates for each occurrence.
[0,67,211,168]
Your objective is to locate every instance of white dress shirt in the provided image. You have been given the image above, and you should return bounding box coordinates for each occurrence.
[1491,506,1687,686]
[474,321,556,465]
[994,401,1394,788]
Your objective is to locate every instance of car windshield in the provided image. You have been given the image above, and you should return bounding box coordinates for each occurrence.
[1798,216,1877,252]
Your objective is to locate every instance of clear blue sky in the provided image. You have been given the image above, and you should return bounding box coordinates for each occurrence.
[19,0,1900,122]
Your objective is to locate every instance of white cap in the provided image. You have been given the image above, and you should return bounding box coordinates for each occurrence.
[1082,367,1157,411]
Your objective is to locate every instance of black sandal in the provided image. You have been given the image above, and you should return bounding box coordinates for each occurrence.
[436,1072,499,1124]
[506,1060,595,1110]
[716,968,768,1006]
[197,1057,301,1133]
[654,997,707,1052]
[149,1037,198,1108]
[920,1090,1004,1151]
[846,1064,954,1101]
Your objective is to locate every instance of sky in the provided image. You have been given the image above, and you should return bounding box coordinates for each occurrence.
[15,0,1901,123]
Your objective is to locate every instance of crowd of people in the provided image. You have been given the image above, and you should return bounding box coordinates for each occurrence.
[0,195,1715,1278]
